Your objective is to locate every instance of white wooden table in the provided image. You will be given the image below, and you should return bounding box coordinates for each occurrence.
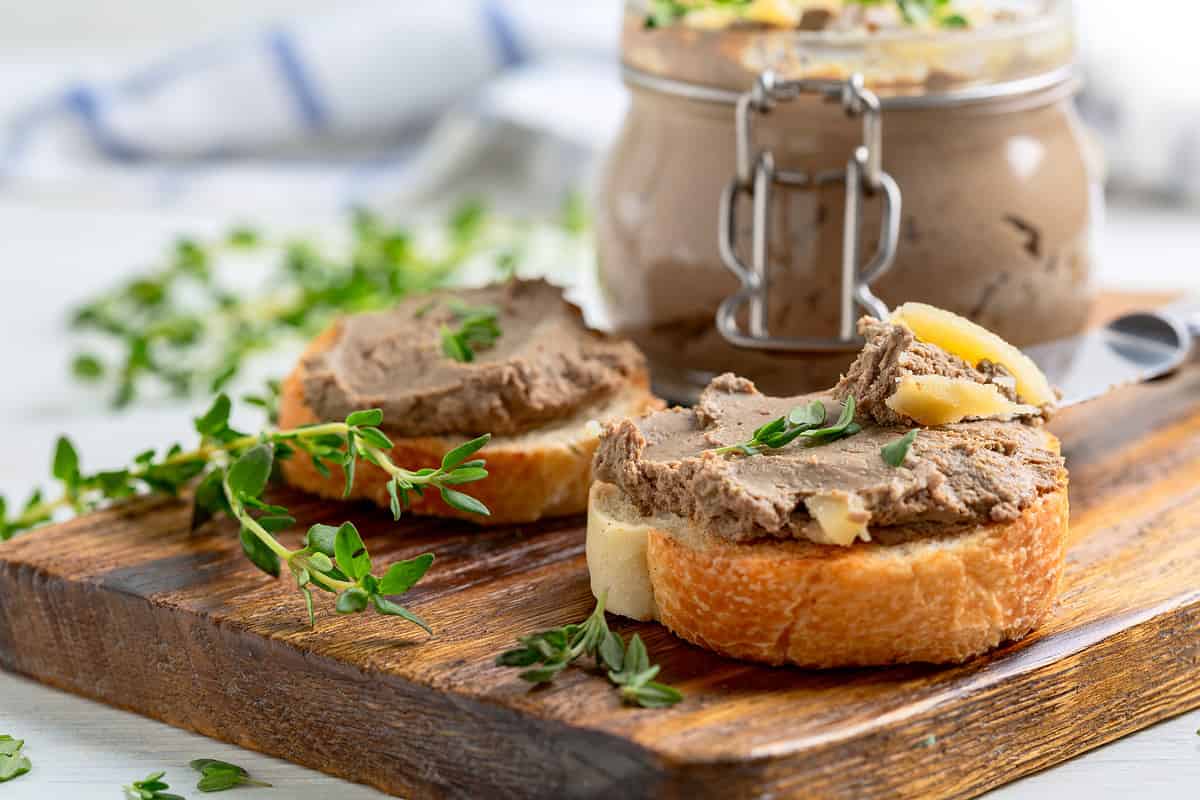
[1,198,1198,798]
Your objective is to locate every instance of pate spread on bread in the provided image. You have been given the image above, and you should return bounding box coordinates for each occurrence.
[279,279,661,524]
[300,279,646,438]
[587,304,1069,667]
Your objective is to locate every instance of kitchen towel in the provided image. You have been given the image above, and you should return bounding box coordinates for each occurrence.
[0,0,622,215]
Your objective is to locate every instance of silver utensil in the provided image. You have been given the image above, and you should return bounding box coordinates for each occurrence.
[1026,300,1199,408]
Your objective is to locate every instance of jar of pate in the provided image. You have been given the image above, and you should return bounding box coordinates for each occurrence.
[596,0,1100,401]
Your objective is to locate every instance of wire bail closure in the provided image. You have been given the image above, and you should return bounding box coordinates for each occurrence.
[716,71,902,352]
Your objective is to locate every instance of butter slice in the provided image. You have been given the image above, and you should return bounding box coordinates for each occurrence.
[889,302,1055,407]
[886,374,1038,426]
[804,492,872,547]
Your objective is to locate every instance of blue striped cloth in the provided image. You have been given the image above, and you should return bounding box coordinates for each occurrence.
[0,0,621,213]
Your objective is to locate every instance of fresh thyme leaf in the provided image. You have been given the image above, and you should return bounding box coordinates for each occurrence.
[52,436,80,486]
[336,586,370,614]
[519,660,570,684]
[333,522,371,582]
[881,430,918,467]
[0,735,30,783]
[194,394,233,438]
[608,633,652,685]
[441,434,491,471]
[356,426,394,451]
[788,401,826,427]
[625,681,685,709]
[239,527,282,577]
[438,467,489,485]
[371,594,433,633]
[599,630,626,672]
[124,770,185,800]
[345,408,383,427]
[379,553,435,595]
[440,487,491,517]
[801,396,858,441]
[190,758,271,792]
[305,524,339,556]
[226,445,273,501]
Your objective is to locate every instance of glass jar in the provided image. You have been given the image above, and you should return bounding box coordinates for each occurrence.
[597,0,1100,401]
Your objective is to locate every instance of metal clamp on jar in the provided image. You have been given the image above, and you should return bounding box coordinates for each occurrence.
[716,71,900,351]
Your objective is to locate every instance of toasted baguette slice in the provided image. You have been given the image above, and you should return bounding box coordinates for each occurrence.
[279,352,661,525]
[587,431,1068,667]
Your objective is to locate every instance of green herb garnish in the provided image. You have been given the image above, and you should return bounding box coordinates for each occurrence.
[710,397,860,457]
[0,392,488,628]
[190,759,271,792]
[889,0,968,28]
[0,735,31,783]
[440,301,502,363]
[646,0,969,30]
[881,429,918,467]
[124,771,184,800]
[496,593,683,709]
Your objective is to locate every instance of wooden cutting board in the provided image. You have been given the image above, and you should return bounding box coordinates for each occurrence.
[2,293,1198,800]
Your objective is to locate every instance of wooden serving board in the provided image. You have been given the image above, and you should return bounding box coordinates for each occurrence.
[2,294,1199,799]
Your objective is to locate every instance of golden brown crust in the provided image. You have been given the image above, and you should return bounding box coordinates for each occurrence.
[591,429,1068,666]
[279,325,662,525]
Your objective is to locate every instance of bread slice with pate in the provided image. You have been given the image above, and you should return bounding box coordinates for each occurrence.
[279,279,662,524]
[587,305,1069,667]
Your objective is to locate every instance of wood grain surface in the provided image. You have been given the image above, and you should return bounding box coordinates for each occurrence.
[1,293,1198,799]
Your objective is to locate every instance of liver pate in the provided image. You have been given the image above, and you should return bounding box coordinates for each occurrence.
[833,317,1026,425]
[593,373,1063,543]
[301,280,645,437]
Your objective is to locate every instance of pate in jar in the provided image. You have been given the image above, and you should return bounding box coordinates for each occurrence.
[597,0,1099,401]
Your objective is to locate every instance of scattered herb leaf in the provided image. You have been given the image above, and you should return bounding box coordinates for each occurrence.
[190,758,271,792]
[881,430,918,467]
[124,771,184,800]
[0,735,30,783]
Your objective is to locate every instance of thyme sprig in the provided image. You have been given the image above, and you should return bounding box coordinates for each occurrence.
[710,397,861,457]
[0,393,490,628]
[440,300,502,363]
[496,594,683,709]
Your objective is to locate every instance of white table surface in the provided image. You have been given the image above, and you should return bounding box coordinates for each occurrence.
[1,198,1198,799]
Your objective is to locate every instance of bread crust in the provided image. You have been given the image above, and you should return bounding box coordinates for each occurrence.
[279,326,661,525]
[590,429,1068,666]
